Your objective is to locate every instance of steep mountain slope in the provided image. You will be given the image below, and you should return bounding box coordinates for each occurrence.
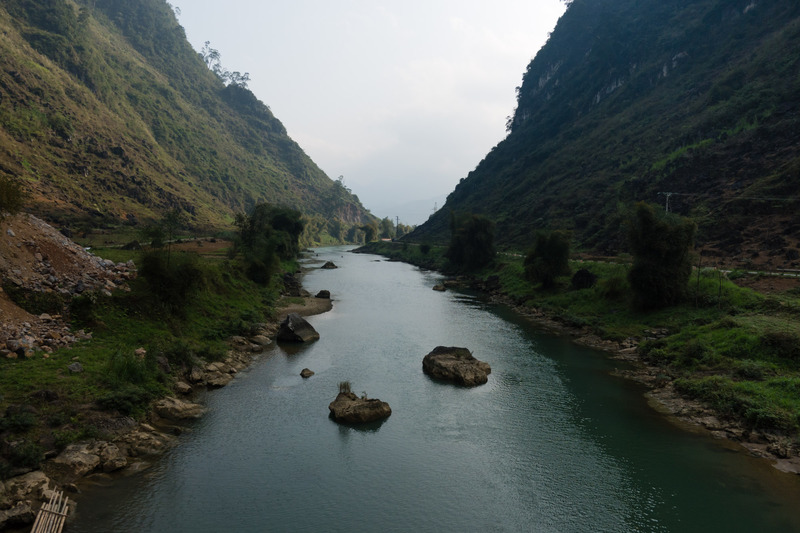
[0,0,372,232]
[410,0,800,264]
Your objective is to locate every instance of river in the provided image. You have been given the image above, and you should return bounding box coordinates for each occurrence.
[69,246,800,532]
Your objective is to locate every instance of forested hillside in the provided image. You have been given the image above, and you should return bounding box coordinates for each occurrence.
[0,0,373,234]
[410,0,800,266]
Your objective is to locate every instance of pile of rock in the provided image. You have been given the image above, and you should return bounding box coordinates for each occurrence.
[0,214,137,358]
[1,316,93,359]
[1,214,135,296]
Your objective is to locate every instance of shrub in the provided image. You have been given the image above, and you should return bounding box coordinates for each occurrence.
[70,291,101,327]
[596,275,629,301]
[97,384,155,417]
[338,381,352,394]
[8,440,44,470]
[139,250,205,313]
[760,330,800,360]
[2,283,67,315]
[0,175,26,219]
[733,360,770,381]
[0,409,37,433]
[571,268,598,290]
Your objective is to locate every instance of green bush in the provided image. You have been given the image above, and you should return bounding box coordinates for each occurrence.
[8,440,44,470]
[2,283,67,315]
[0,175,26,218]
[97,384,155,417]
[761,330,800,360]
[596,275,629,301]
[139,250,205,313]
[0,410,37,433]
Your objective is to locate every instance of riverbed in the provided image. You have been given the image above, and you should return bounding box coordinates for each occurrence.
[69,246,800,532]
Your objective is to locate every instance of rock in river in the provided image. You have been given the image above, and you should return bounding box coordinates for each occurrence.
[328,392,392,424]
[153,397,207,420]
[277,313,320,342]
[422,346,491,386]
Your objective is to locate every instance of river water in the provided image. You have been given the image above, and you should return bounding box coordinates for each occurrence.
[70,246,800,532]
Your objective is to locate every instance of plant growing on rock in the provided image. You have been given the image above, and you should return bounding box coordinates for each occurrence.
[338,381,351,394]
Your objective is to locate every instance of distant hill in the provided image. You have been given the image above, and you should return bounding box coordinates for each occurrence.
[409,0,800,265]
[0,0,373,234]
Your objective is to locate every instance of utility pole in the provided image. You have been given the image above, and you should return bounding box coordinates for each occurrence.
[658,192,673,213]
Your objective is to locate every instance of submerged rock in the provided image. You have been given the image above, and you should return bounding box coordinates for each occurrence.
[422,346,491,386]
[328,392,392,424]
[277,313,320,343]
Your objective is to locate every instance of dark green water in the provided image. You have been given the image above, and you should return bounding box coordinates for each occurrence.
[70,246,800,532]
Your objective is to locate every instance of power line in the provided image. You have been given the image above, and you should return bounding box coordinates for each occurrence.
[658,191,799,203]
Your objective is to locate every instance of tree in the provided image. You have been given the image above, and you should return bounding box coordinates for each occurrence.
[139,208,186,264]
[362,223,379,243]
[379,217,395,239]
[627,202,696,310]
[445,212,496,272]
[524,230,571,288]
[235,203,304,283]
[200,40,250,88]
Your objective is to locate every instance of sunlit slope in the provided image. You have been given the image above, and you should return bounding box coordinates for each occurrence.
[0,0,372,230]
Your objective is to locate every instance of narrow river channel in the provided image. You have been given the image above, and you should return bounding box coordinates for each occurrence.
[69,246,800,532]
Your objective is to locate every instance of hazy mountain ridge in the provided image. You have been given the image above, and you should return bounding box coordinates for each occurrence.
[410,0,800,264]
[0,0,372,231]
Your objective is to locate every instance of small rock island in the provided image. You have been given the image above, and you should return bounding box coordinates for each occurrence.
[328,382,392,424]
[422,346,491,386]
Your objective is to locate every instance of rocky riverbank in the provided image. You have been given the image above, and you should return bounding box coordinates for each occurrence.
[487,291,800,475]
[0,292,333,531]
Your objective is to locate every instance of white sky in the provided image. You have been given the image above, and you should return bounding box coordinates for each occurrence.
[176,1,566,225]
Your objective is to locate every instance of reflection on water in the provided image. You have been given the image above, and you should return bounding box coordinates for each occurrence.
[70,246,800,533]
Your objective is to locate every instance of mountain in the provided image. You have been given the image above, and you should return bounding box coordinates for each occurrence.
[409,0,800,261]
[0,0,373,233]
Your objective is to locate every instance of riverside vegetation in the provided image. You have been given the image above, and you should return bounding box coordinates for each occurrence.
[0,204,309,486]
[357,217,800,462]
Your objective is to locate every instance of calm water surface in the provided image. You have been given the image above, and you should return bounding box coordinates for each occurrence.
[70,246,800,532]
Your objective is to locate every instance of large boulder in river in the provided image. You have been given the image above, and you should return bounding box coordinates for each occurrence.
[321,261,338,269]
[328,392,392,424]
[277,313,320,342]
[422,346,491,386]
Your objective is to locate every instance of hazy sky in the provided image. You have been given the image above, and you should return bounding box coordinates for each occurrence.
[176,1,566,225]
